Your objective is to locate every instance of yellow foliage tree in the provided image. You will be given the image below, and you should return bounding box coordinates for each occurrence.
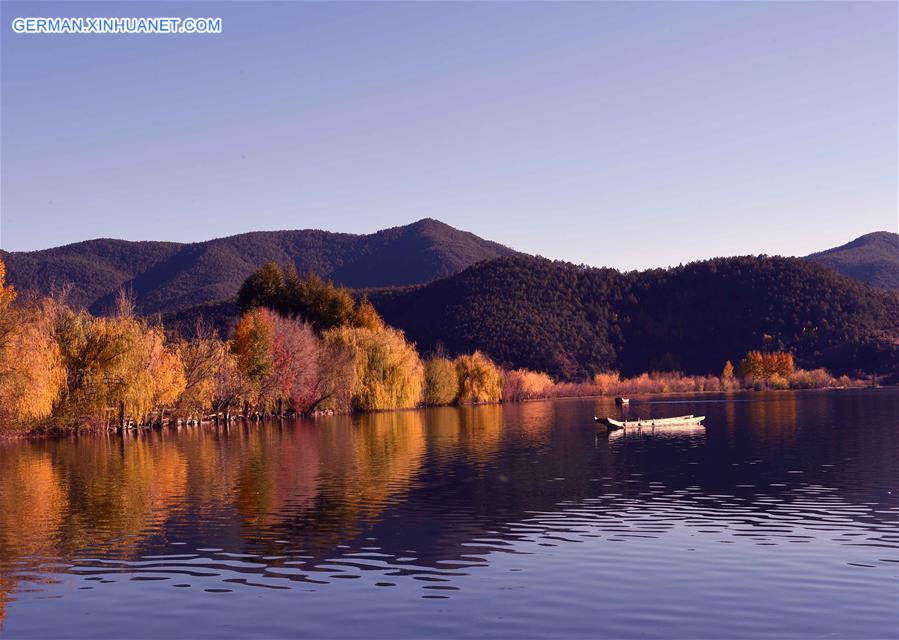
[738,350,795,382]
[504,369,553,402]
[424,356,459,405]
[231,309,275,396]
[764,352,795,378]
[455,351,502,404]
[145,328,186,418]
[352,297,385,331]
[0,257,16,354]
[177,333,223,418]
[593,371,621,395]
[90,315,160,424]
[0,301,65,428]
[0,258,14,310]
[738,351,766,380]
[49,302,185,426]
[213,347,252,416]
[325,325,424,411]
[722,360,734,380]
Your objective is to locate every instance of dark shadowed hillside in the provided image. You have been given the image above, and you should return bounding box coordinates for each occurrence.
[616,257,899,376]
[370,255,899,379]
[806,231,899,290]
[0,239,182,310]
[2,219,516,314]
[369,258,628,380]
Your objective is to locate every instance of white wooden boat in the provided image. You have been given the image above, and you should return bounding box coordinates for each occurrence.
[595,415,705,430]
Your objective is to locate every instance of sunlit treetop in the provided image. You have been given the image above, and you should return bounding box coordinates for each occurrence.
[0,257,16,309]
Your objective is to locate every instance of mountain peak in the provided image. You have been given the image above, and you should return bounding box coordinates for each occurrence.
[814,230,899,253]
[806,231,899,290]
[409,217,449,229]
[3,220,516,314]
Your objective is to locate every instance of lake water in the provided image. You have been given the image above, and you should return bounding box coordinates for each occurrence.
[0,390,897,639]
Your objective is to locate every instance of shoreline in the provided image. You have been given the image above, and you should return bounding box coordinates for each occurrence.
[1,386,889,440]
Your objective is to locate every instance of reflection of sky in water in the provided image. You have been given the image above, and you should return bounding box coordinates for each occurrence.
[0,390,896,638]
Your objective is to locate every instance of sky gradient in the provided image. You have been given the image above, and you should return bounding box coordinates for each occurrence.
[1,1,896,270]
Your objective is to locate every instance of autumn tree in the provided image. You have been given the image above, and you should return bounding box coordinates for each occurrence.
[213,348,251,417]
[231,308,275,389]
[176,325,226,419]
[101,322,186,425]
[230,308,354,416]
[175,323,252,421]
[262,312,321,414]
[737,350,795,385]
[52,308,136,425]
[764,352,795,378]
[455,352,503,404]
[593,371,621,395]
[424,356,458,405]
[0,257,16,351]
[144,327,186,422]
[0,258,13,306]
[0,300,65,428]
[722,361,734,380]
[503,369,554,402]
[271,314,354,415]
[325,325,424,411]
[738,351,766,380]
[41,299,185,427]
[307,339,355,414]
[352,297,385,330]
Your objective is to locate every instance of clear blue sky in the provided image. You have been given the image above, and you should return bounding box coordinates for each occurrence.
[1,1,896,269]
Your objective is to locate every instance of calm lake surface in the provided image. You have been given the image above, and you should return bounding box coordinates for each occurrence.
[0,390,897,639]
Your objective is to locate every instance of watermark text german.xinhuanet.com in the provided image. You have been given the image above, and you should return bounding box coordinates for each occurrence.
[11,16,222,35]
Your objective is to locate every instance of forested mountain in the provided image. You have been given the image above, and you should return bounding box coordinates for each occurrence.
[806,231,899,290]
[0,239,183,311]
[370,255,899,379]
[370,258,627,380]
[1,219,516,314]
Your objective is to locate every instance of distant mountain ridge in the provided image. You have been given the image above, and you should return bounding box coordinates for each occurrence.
[1,219,517,314]
[805,231,899,290]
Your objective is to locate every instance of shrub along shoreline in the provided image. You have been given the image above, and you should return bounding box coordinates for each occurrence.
[0,260,871,435]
